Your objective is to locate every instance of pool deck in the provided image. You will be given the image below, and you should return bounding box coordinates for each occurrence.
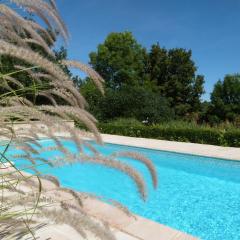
[100,133,240,161]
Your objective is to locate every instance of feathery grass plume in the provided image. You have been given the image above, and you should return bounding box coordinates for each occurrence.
[57,187,83,207]
[0,40,68,82]
[112,151,158,188]
[0,20,28,48]
[43,89,80,106]
[27,20,56,45]
[37,91,58,105]
[76,154,147,200]
[62,60,105,94]
[0,0,157,238]
[48,0,57,10]
[0,4,54,56]
[80,192,135,219]
[3,76,24,89]
[10,0,69,41]
[41,175,60,187]
[41,208,116,240]
[38,105,102,142]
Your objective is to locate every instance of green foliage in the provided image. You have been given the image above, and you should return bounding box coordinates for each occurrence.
[148,43,168,88]
[54,47,82,87]
[89,34,205,119]
[224,130,240,147]
[208,74,240,122]
[89,32,148,88]
[81,80,175,124]
[148,44,205,116]
[0,43,80,105]
[86,31,240,127]
[80,78,103,119]
[0,18,56,96]
[190,75,205,112]
[107,118,144,127]
[98,120,240,147]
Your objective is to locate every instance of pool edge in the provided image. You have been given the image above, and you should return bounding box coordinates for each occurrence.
[99,133,240,161]
[82,194,198,240]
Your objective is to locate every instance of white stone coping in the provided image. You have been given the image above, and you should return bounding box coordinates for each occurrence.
[100,134,240,161]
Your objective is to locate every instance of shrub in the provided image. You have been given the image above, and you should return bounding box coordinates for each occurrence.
[98,121,240,147]
[224,130,240,147]
[81,83,175,124]
[107,118,144,126]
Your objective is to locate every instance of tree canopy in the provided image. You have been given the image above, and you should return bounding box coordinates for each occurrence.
[89,33,205,120]
[208,74,240,123]
[89,32,148,88]
[147,44,205,116]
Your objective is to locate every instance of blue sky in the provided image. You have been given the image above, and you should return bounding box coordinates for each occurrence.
[57,0,240,100]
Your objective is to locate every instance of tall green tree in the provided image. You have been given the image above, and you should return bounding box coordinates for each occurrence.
[89,32,148,88]
[148,43,168,90]
[209,74,240,122]
[190,75,205,112]
[148,45,205,116]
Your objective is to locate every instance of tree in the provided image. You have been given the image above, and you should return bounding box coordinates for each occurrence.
[80,78,103,119]
[54,46,82,87]
[89,32,148,88]
[148,43,168,91]
[147,45,205,116]
[209,74,240,122]
[0,42,80,105]
[89,32,205,120]
[190,75,205,113]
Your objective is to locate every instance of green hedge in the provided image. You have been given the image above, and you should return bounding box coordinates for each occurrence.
[98,123,240,147]
[224,130,240,147]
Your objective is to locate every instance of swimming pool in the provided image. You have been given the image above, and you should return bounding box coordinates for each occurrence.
[9,139,240,240]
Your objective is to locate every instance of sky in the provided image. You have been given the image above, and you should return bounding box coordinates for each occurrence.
[57,0,240,100]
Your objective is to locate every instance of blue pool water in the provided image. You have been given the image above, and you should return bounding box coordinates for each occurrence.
[7,139,240,240]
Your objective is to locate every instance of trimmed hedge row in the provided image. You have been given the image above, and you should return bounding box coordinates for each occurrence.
[224,130,240,147]
[98,123,240,147]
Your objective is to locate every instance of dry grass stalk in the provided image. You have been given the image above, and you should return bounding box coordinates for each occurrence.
[0,0,158,239]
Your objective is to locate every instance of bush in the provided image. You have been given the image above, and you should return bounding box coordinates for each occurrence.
[80,79,103,119]
[100,86,175,123]
[98,121,240,147]
[224,130,240,147]
[81,82,175,124]
[106,118,144,126]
